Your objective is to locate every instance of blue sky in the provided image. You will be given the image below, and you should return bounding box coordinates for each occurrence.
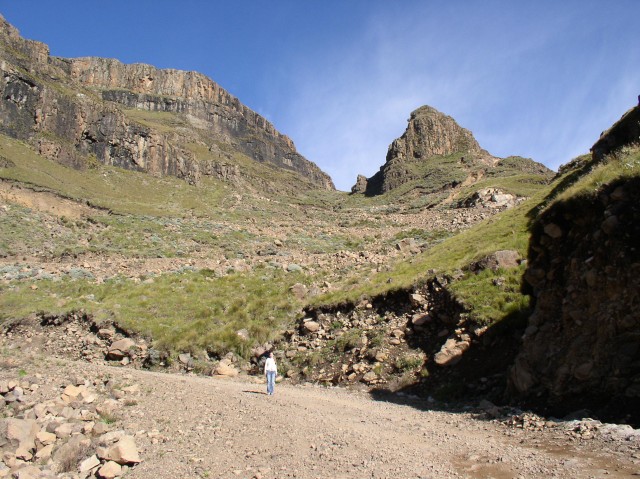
[2,1,639,191]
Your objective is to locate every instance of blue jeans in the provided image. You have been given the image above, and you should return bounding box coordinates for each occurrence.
[266,371,276,395]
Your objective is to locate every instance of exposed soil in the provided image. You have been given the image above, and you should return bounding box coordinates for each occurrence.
[0,182,102,219]
[2,347,638,479]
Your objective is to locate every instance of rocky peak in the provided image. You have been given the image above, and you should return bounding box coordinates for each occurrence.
[353,105,500,196]
[386,106,486,163]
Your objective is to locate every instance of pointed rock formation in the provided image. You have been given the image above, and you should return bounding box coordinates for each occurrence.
[354,106,497,195]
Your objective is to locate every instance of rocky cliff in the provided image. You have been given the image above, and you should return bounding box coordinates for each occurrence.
[591,105,640,161]
[510,176,640,422]
[0,16,334,190]
[509,109,640,423]
[353,105,550,196]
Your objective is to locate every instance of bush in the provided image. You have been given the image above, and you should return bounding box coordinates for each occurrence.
[395,353,424,372]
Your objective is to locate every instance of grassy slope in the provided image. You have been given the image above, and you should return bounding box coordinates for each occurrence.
[3,126,637,358]
[1,267,306,357]
[311,145,640,326]
[0,135,349,358]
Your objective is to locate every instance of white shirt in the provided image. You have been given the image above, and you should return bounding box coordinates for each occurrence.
[264,357,277,374]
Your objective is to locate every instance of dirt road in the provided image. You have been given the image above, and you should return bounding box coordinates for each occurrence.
[1,345,638,479]
[76,364,639,479]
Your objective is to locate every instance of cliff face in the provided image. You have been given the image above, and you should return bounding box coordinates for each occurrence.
[591,105,640,162]
[0,16,334,190]
[510,176,640,421]
[509,107,640,422]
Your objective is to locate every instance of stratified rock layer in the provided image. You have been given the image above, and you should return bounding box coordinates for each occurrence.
[0,15,334,190]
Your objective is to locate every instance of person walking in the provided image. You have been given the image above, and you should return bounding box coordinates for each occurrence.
[264,351,278,396]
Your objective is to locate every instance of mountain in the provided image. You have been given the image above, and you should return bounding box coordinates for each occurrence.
[353,105,552,197]
[2,14,639,427]
[0,15,334,191]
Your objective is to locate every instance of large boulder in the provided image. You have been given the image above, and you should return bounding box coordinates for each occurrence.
[2,418,39,452]
[106,338,136,360]
[213,360,238,377]
[472,250,521,271]
[104,436,141,465]
[433,337,471,366]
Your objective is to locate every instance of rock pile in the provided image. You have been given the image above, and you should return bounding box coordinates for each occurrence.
[281,305,417,387]
[2,311,250,383]
[0,374,141,478]
[3,312,148,369]
[459,188,520,209]
[276,274,492,392]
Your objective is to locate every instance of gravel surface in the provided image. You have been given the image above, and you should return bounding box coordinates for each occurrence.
[27,360,636,479]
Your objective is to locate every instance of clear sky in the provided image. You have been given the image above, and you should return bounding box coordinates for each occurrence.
[2,1,638,191]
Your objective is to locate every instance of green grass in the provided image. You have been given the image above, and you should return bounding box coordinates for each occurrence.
[0,267,306,358]
[394,353,424,372]
[2,105,638,358]
[0,134,340,222]
[311,146,640,328]
[547,145,640,206]
[448,265,530,326]
[309,190,538,308]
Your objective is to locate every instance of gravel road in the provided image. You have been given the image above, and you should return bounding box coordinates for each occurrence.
[87,365,638,479]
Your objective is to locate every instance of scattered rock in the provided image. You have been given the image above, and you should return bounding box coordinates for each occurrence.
[214,361,238,377]
[106,338,136,361]
[104,435,141,465]
[98,460,122,479]
[434,338,471,366]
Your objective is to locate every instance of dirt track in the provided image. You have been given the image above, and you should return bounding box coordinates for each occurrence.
[40,361,637,479]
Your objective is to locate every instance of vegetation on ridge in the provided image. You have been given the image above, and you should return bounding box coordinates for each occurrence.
[2,111,639,364]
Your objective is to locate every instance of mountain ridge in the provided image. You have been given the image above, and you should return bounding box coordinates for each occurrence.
[0,15,335,190]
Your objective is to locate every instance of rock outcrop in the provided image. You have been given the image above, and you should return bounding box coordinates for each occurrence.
[385,105,488,163]
[353,105,552,197]
[510,176,640,422]
[591,105,640,161]
[0,15,334,190]
[355,106,496,195]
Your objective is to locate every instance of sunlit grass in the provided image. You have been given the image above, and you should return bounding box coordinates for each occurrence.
[0,267,306,358]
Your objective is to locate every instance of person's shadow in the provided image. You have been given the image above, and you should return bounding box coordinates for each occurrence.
[243,390,268,395]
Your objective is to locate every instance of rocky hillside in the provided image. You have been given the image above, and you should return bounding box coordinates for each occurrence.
[353,105,552,197]
[509,110,640,423]
[2,12,640,433]
[591,105,640,161]
[0,15,334,191]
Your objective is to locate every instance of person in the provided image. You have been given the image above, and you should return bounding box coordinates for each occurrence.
[264,351,278,396]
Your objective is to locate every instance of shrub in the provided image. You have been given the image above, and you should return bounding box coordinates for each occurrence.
[395,353,424,372]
